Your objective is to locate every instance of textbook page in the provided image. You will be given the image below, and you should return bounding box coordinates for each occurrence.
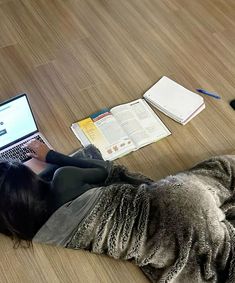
[90,110,135,160]
[74,110,135,160]
[110,99,171,148]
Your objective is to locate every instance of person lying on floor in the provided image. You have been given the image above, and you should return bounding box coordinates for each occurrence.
[0,139,234,283]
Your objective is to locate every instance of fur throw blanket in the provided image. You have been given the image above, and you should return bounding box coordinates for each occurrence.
[34,153,235,283]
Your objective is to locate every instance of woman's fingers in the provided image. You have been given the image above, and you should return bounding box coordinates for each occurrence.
[24,139,50,161]
[26,152,37,158]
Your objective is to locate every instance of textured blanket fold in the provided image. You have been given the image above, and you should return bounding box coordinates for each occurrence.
[34,154,235,283]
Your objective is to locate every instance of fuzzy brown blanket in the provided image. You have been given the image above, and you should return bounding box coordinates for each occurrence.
[34,155,235,283]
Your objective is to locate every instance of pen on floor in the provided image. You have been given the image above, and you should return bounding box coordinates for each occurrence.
[196,89,221,99]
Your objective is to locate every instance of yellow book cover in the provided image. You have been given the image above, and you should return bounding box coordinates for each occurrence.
[78,117,110,159]
[78,117,108,147]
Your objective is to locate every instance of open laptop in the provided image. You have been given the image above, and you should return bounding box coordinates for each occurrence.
[0,93,52,164]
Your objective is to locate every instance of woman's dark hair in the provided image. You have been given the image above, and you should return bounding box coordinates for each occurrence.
[0,160,49,247]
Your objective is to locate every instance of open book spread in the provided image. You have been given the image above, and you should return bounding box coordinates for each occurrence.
[143,76,205,125]
[71,99,171,160]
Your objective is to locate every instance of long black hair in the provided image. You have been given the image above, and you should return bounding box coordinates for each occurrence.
[0,160,50,246]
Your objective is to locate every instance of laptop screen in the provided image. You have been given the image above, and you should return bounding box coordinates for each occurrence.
[0,94,38,149]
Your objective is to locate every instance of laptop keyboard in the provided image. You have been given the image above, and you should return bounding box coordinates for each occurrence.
[0,135,45,162]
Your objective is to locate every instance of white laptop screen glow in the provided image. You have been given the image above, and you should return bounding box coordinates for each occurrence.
[0,95,37,148]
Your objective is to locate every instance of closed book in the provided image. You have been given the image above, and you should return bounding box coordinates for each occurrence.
[144,76,205,125]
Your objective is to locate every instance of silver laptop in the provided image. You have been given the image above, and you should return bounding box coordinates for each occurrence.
[0,93,51,162]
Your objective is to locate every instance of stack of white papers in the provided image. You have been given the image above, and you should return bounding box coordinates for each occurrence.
[143,76,205,125]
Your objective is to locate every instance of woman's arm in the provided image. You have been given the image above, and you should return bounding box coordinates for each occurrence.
[25,139,110,173]
[45,150,109,170]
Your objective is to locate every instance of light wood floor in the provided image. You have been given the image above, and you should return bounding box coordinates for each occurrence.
[0,0,235,282]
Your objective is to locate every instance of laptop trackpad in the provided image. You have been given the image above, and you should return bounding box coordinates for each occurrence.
[25,158,47,174]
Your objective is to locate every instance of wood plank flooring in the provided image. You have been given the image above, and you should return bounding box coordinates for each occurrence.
[0,0,235,282]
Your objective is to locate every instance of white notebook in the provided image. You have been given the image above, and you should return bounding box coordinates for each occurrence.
[143,76,205,125]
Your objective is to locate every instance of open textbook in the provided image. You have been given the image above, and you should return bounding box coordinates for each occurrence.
[71,99,171,160]
[144,76,205,125]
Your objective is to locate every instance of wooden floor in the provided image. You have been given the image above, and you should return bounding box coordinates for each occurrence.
[0,0,235,282]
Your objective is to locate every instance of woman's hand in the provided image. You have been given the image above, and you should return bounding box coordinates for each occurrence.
[24,139,50,161]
